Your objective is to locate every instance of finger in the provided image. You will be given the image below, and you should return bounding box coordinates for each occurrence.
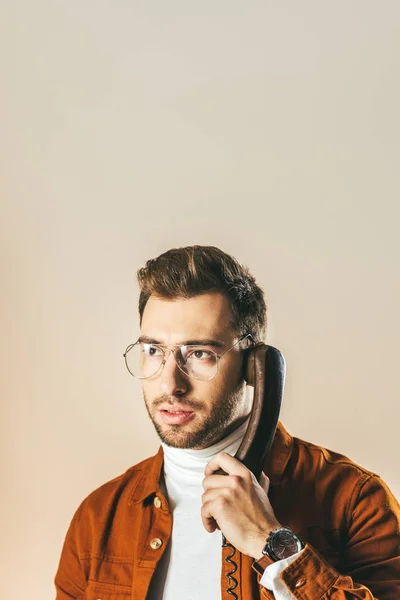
[259,471,271,493]
[201,502,219,533]
[205,452,250,477]
[202,474,241,491]
[203,516,218,533]
[201,487,230,505]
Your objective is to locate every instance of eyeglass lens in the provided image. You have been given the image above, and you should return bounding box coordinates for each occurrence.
[125,343,218,381]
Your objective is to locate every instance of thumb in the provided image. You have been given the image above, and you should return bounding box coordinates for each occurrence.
[259,471,271,493]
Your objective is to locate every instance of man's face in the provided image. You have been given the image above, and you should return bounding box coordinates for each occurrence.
[140,292,251,449]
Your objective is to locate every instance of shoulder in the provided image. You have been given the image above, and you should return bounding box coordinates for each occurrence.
[291,433,377,479]
[274,423,382,502]
[288,432,379,502]
[276,426,399,531]
[271,422,377,489]
[286,432,395,520]
[56,451,165,587]
[73,451,162,524]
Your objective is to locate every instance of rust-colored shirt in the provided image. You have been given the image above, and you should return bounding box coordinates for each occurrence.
[55,423,400,599]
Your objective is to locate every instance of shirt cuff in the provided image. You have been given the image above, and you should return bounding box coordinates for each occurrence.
[259,550,304,598]
[253,543,341,597]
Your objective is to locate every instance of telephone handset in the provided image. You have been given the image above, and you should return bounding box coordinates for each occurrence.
[236,343,286,479]
[221,343,286,599]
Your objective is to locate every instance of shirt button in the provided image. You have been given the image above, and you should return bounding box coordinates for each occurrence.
[153,496,162,508]
[295,577,306,588]
[150,538,163,550]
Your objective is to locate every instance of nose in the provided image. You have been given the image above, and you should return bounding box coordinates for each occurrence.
[159,350,189,396]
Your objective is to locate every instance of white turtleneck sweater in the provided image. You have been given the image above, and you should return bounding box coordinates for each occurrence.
[147,420,300,599]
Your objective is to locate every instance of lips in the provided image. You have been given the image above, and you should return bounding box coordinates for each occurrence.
[159,408,195,425]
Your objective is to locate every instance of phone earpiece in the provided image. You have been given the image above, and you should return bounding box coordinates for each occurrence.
[243,343,264,386]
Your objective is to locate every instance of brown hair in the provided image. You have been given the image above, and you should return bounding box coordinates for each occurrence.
[137,245,267,341]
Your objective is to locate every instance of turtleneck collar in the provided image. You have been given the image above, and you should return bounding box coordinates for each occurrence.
[161,416,250,481]
[128,422,293,505]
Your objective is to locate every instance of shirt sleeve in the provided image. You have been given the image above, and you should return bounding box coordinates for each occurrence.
[253,474,400,599]
[54,504,87,600]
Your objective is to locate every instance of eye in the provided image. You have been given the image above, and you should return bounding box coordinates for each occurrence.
[142,344,163,357]
[187,348,213,360]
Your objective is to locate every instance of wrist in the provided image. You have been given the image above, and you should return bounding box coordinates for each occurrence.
[249,522,283,560]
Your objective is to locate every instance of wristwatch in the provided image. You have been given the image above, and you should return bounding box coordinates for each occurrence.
[261,527,304,561]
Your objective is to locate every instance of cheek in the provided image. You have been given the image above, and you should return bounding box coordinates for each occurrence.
[218,358,243,390]
[141,381,154,403]
[205,369,236,401]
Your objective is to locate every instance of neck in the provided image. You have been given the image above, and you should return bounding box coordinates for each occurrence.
[161,416,250,468]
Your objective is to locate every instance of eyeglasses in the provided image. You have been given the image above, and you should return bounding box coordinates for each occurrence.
[123,333,253,381]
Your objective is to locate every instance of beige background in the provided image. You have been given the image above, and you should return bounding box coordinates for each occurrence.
[1,1,399,598]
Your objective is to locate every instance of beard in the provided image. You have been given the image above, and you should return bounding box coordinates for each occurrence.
[143,380,246,449]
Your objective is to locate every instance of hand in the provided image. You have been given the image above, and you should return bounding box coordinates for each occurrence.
[201,452,282,559]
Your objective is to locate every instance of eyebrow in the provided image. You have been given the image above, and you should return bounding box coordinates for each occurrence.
[138,335,226,348]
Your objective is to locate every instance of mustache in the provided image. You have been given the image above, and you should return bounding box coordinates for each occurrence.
[152,394,203,410]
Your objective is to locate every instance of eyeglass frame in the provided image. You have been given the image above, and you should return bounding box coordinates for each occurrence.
[123,333,254,381]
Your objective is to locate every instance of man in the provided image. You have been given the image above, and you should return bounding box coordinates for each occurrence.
[55,245,400,599]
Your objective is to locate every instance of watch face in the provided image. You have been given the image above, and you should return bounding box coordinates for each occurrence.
[271,529,302,560]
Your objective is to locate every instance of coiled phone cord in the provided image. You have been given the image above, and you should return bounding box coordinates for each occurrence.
[222,534,239,599]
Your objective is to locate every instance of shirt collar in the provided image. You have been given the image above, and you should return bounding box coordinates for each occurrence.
[128,421,293,504]
[264,420,293,485]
